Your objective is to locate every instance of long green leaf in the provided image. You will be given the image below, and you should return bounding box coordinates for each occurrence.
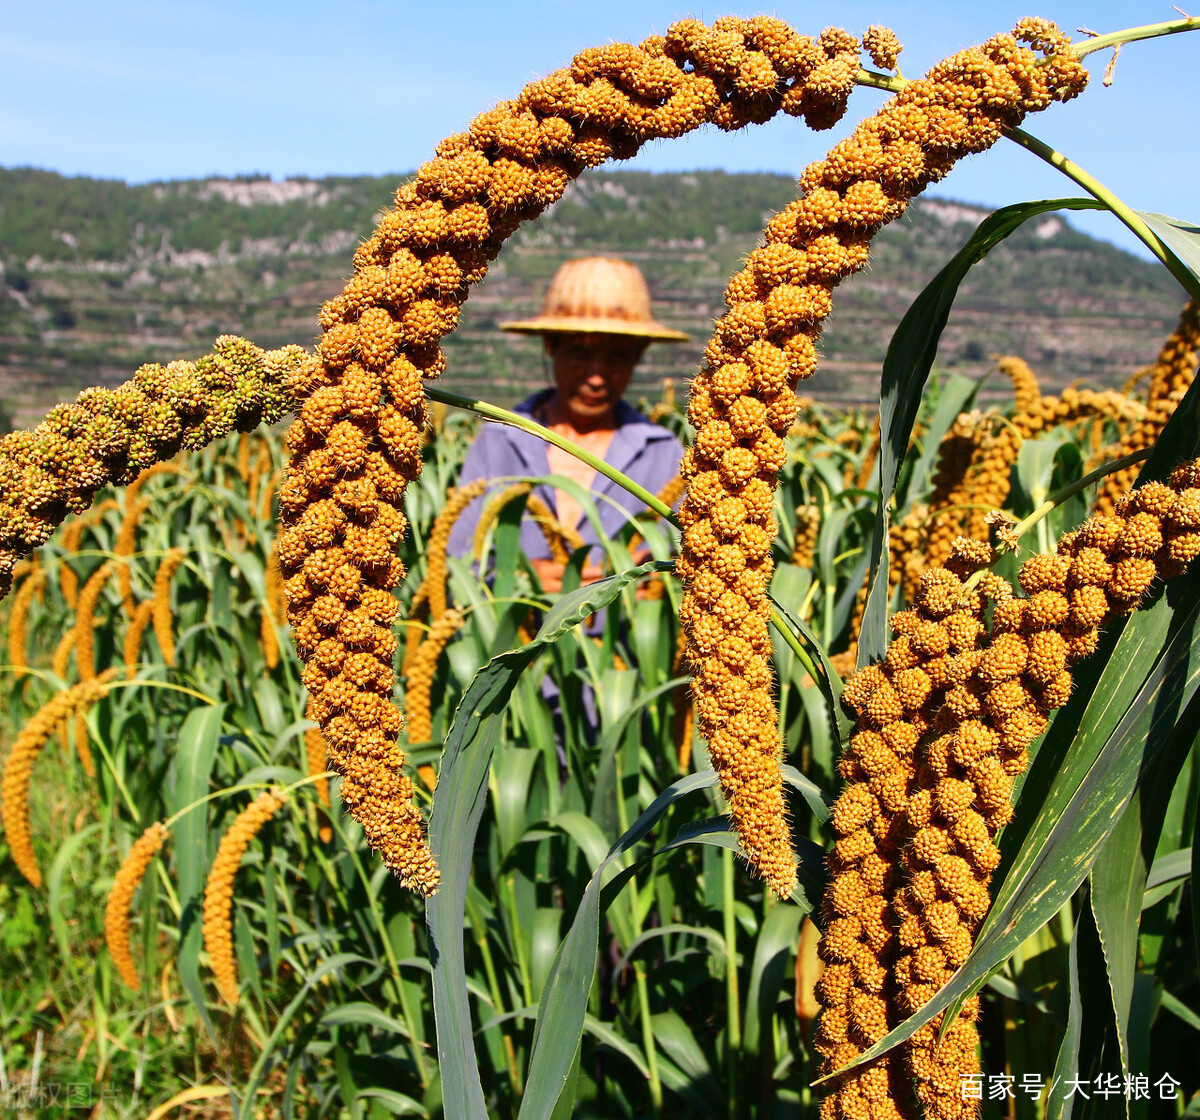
[427,561,660,1120]
[770,592,850,759]
[858,197,1107,666]
[1137,210,1200,291]
[516,771,717,1120]
[1090,687,1200,1086]
[172,701,226,1039]
[742,900,802,1061]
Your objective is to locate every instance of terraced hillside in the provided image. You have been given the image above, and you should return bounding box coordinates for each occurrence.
[0,166,1183,427]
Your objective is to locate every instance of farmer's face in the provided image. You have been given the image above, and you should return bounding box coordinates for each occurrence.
[545,332,647,424]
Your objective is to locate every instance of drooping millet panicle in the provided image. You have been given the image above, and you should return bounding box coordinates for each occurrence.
[304,704,332,811]
[405,608,465,746]
[51,626,75,682]
[123,461,188,509]
[889,469,1200,1119]
[1097,300,1199,515]
[815,566,986,1120]
[473,483,534,560]
[104,821,168,990]
[402,583,431,680]
[525,492,587,564]
[678,19,1087,898]
[55,498,120,613]
[115,497,150,618]
[201,788,288,1006]
[792,504,821,567]
[124,600,154,679]
[236,432,252,484]
[822,463,1200,1120]
[897,355,1148,606]
[0,337,311,602]
[152,549,187,668]
[422,478,488,622]
[656,473,686,512]
[275,16,888,894]
[75,560,115,683]
[58,519,86,610]
[247,438,273,516]
[7,562,45,678]
[1,670,120,887]
[261,546,282,670]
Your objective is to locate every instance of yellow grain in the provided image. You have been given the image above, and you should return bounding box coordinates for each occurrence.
[75,560,115,682]
[404,609,464,745]
[152,549,187,667]
[7,564,45,678]
[1,670,120,886]
[123,600,155,679]
[422,478,488,622]
[201,789,287,1006]
[104,821,168,989]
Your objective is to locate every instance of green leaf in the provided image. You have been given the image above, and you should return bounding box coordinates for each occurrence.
[651,1010,721,1108]
[902,373,981,506]
[1013,437,1072,509]
[354,1089,428,1117]
[770,592,850,760]
[172,702,226,1039]
[741,900,802,1061]
[1160,990,1200,1032]
[239,953,378,1120]
[516,771,718,1120]
[427,561,659,1120]
[1044,905,1087,1120]
[47,824,103,971]
[1090,688,1200,1082]
[321,1002,414,1038]
[1136,210,1200,293]
[859,197,1107,667]
[1145,847,1192,893]
[1194,776,1200,982]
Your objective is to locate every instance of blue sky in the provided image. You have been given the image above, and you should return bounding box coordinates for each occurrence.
[2,2,1196,258]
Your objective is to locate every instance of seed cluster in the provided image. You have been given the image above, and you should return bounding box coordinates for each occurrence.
[898,356,1150,604]
[819,460,1200,1120]
[1098,300,1199,514]
[152,548,187,668]
[276,15,888,893]
[1,670,120,888]
[7,562,45,677]
[423,479,489,621]
[0,338,309,601]
[404,608,466,746]
[793,504,821,567]
[201,788,288,1007]
[105,821,168,990]
[678,19,1087,897]
[817,564,987,1120]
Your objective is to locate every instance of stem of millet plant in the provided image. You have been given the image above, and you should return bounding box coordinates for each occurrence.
[425,387,678,523]
[1069,16,1200,59]
[1005,127,1200,304]
[723,847,742,1120]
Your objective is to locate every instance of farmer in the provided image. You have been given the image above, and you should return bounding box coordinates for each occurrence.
[446,256,688,588]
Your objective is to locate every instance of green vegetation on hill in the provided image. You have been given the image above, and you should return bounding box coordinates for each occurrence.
[0,165,1184,426]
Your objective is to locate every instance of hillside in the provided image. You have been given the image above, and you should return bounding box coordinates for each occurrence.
[0,166,1185,427]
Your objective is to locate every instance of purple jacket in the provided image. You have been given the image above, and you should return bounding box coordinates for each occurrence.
[446,389,684,560]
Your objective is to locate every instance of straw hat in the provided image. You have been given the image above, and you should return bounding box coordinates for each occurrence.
[500,256,689,342]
